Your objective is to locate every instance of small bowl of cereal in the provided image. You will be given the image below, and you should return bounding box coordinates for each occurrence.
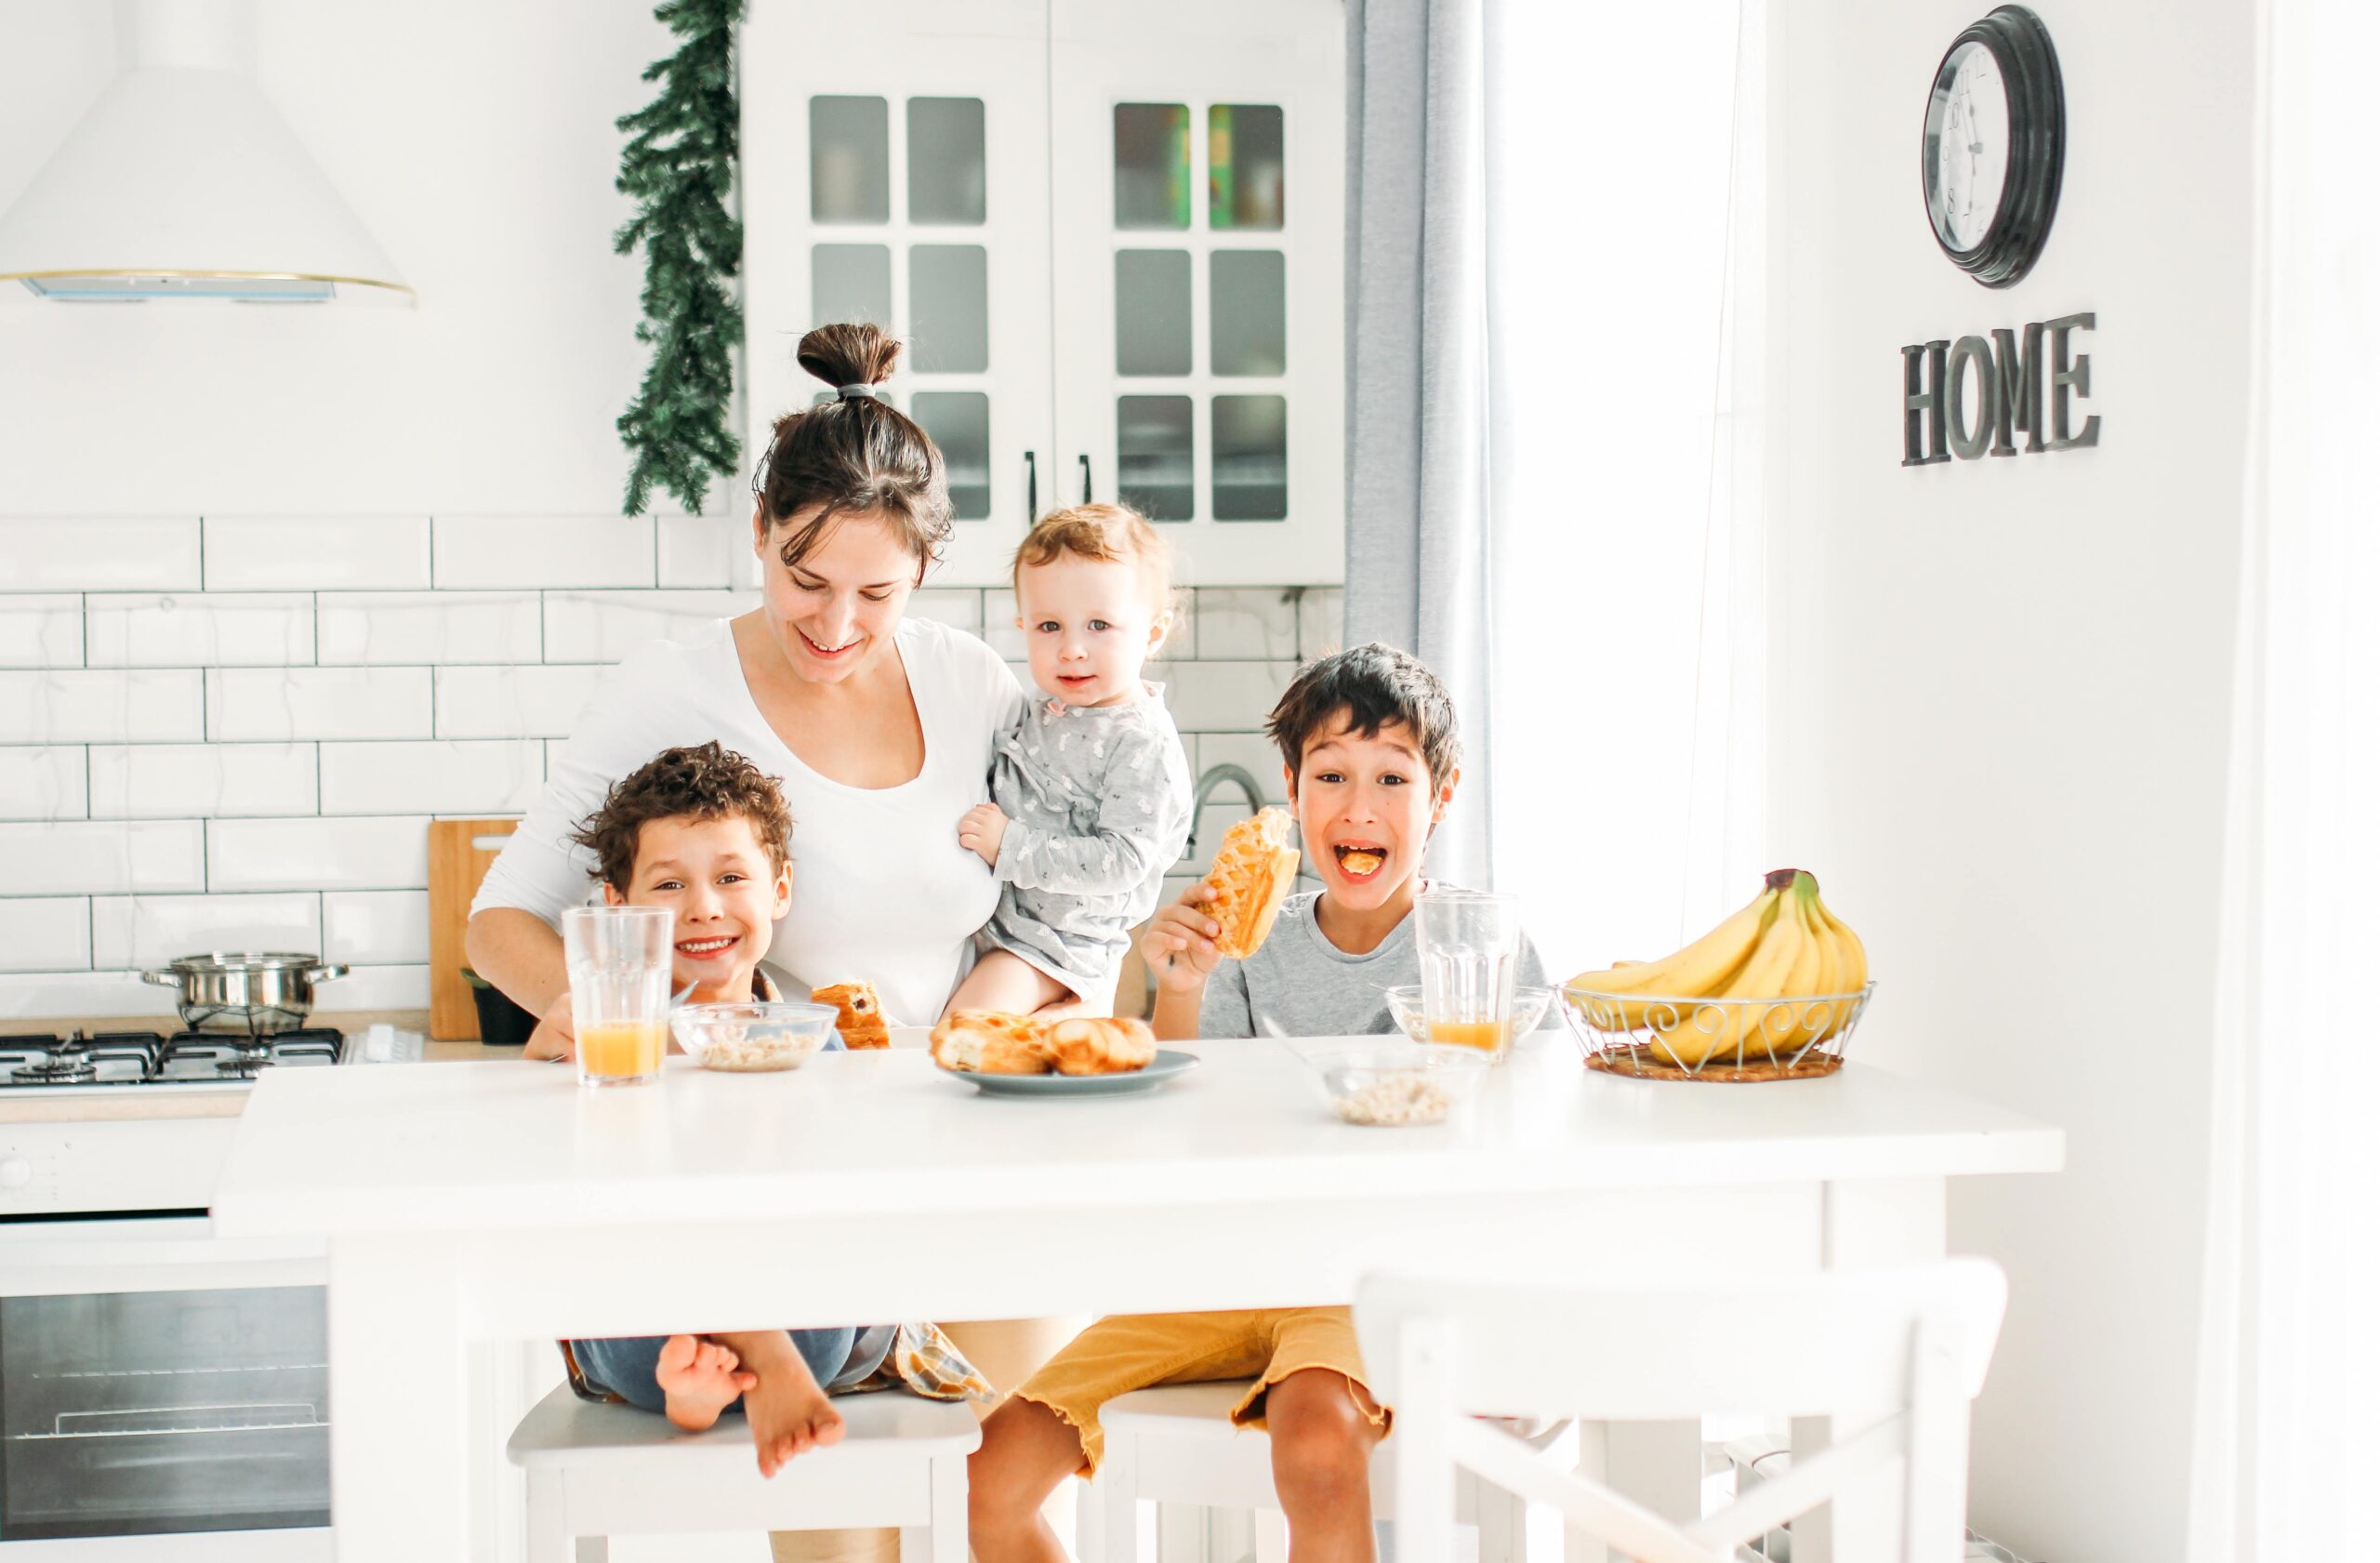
[670,1001,840,1072]
[1290,1039,1493,1127]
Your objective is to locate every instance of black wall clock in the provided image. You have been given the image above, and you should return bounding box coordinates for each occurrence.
[1922,6,2065,287]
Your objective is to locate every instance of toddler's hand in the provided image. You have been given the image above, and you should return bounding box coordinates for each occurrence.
[958,802,1009,867]
[524,991,577,1063]
[1142,882,1224,993]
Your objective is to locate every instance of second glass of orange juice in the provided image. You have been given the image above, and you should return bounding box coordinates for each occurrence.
[562,906,674,1088]
[1418,890,1521,1063]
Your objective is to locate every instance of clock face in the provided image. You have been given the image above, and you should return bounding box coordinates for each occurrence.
[1919,7,2063,288]
[1929,41,2011,252]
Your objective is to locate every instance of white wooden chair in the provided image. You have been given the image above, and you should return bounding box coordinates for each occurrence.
[1355,1259,2008,1563]
[1080,1378,1563,1563]
[506,1384,979,1563]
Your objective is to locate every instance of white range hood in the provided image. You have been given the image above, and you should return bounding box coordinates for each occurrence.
[0,0,411,304]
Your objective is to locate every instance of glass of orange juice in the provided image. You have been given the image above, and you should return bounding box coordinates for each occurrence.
[1417,889,1520,1062]
[562,906,673,1088]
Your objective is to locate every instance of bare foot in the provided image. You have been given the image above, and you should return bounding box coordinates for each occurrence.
[732,1340,846,1477]
[654,1334,757,1433]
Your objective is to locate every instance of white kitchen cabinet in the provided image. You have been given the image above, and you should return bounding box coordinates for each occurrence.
[743,0,1343,587]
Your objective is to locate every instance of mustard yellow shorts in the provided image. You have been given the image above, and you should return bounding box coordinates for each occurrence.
[1012,1306,1385,1475]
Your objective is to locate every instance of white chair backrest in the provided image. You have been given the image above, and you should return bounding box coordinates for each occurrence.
[1356,1259,2008,1563]
[1355,1259,2006,1424]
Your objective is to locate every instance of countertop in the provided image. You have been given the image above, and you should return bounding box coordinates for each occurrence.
[211,1038,2065,1239]
[0,1010,521,1123]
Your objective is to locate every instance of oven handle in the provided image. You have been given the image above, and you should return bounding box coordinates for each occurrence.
[0,1215,326,1295]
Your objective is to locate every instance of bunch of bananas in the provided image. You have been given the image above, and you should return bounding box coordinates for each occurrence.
[1566,869,1869,1066]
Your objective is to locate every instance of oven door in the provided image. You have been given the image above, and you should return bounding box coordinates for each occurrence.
[0,1216,330,1558]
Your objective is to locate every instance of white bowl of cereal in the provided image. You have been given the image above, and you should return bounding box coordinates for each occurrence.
[1291,1040,1492,1127]
[670,1001,840,1072]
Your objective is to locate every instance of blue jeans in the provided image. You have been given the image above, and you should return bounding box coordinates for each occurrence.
[571,1329,861,1416]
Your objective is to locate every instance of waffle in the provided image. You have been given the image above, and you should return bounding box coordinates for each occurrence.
[1201,807,1301,960]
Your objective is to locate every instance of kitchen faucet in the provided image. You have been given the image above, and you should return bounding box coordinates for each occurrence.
[1183,762,1266,859]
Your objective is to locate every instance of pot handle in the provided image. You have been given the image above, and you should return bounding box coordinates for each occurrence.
[305,963,351,984]
[139,969,182,987]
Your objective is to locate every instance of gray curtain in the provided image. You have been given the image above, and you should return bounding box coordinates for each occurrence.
[1343,0,1493,888]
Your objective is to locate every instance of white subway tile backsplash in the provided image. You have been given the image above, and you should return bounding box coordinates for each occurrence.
[0,519,201,591]
[433,665,603,740]
[0,747,89,821]
[323,890,430,965]
[1189,733,1292,802]
[316,591,542,665]
[314,963,430,1012]
[206,668,433,741]
[0,820,205,894]
[1296,587,1344,658]
[88,743,318,819]
[0,970,178,1022]
[432,515,656,589]
[0,899,93,973]
[1161,660,1297,733]
[657,515,742,589]
[1192,589,1300,663]
[542,590,747,663]
[206,815,430,892]
[0,670,204,744]
[318,740,543,815]
[203,517,431,590]
[89,893,322,970]
[906,590,984,635]
[0,595,83,668]
[86,592,314,668]
[983,590,1025,659]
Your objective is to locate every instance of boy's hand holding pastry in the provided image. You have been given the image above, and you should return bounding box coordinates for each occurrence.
[1142,882,1226,992]
[958,801,1010,868]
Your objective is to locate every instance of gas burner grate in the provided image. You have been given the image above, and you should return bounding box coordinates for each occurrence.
[12,1056,98,1084]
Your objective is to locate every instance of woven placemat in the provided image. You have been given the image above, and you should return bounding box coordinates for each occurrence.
[1584,1044,1844,1083]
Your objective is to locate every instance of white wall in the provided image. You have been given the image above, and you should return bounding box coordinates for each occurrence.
[1767,3,2253,1558]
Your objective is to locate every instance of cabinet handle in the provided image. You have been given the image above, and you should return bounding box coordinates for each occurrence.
[1025,451,1038,519]
[1078,454,1092,504]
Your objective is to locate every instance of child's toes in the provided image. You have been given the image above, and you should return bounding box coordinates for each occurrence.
[733,1370,760,1392]
[655,1334,700,1375]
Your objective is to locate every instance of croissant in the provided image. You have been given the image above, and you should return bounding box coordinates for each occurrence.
[1045,1015,1157,1076]
[1201,808,1301,960]
[930,1011,1051,1074]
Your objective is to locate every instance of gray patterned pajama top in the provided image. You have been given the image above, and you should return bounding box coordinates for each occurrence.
[983,684,1195,996]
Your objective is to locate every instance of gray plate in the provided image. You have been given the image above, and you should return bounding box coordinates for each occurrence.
[937,1049,1201,1097]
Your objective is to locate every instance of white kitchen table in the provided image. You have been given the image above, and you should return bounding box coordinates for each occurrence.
[209,1036,2060,1563]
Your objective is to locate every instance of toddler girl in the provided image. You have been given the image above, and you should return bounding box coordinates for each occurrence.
[952,504,1195,1014]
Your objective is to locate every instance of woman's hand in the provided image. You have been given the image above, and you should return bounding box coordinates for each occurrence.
[1142,881,1224,993]
[524,991,578,1062]
[958,802,1010,868]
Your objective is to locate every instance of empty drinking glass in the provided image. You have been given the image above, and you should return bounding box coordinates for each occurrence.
[1417,889,1522,1061]
[562,906,674,1088]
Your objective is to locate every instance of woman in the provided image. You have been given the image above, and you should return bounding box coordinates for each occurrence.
[469,321,1036,1030]
[467,323,1073,1563]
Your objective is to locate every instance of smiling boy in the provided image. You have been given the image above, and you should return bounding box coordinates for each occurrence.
[965,644,1546,1563]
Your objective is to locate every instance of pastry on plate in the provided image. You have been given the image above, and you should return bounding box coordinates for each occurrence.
[1201,807,1301,960]
[812,980,891,1050]
[1045,1015,1157,1076]
[930,1011,1051,1075]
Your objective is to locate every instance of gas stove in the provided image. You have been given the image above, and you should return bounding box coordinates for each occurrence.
[0,1027,348,1089]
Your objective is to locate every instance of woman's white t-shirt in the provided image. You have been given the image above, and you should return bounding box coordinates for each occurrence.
[472,615,1026,1027]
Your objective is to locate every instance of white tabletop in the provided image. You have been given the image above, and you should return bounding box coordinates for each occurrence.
[209,1036,2061,1239]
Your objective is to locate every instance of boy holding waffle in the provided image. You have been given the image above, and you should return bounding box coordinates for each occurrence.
[967,644,1546,1563]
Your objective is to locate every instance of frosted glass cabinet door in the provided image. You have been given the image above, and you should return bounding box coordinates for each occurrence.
[743,1,1054,586]
[1049,0,1344,586]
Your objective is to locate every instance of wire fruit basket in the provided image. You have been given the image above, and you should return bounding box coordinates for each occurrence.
[1559,983,1878,1081]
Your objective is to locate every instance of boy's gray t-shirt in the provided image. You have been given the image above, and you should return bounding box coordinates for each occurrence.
[1197,887,1548,1039]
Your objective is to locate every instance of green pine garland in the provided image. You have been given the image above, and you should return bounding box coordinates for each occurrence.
[614,0,744,517]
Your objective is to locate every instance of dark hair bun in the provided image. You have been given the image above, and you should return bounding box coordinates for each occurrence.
[797,323,904,391]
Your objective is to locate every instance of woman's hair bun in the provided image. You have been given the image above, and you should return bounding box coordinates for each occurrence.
[797,323,904,391]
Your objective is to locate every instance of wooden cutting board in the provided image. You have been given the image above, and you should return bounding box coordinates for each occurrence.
[428,818,521,1040]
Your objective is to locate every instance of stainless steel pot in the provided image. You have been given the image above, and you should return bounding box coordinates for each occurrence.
[139,952,351,1035]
